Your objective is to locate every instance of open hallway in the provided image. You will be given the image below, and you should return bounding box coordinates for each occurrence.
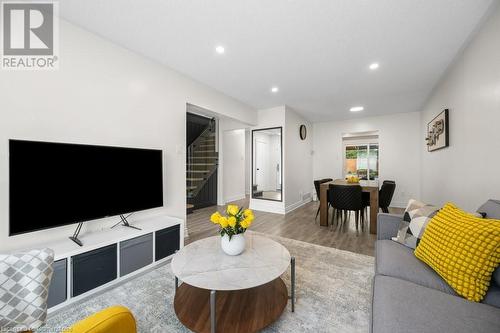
[186,197,404,256]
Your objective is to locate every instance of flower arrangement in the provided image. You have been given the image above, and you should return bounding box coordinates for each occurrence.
[210,204,254,240]
[346,175,360,183]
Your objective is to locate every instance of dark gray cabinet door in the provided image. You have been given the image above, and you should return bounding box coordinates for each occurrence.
[47,259,67,308]
[155,224,180,261]
[120,233,153,276]
[71,244,117,297]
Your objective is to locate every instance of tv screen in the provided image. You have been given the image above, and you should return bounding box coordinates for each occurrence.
[9,140,163,235]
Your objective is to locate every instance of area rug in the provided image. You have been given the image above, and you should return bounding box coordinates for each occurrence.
[42,233,374,333]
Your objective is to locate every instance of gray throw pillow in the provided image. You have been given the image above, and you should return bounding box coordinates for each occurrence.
[0,248,54,331]
[492,268,500,287]
[475,200,500,286]
[477,199,500,219]
[393,199,439,249]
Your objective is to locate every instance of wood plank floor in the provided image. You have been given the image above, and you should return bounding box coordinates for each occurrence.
[186,197,403,257]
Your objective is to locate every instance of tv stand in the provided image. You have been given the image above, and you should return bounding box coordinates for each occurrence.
[69,222,84,247]
[38,214,183,312]
[111,214,142,231]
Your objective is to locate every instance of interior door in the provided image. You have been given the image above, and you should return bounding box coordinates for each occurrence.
[255,140,267,189]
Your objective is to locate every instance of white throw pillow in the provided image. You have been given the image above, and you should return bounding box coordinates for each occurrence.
[0,248,54,331]
[392,199,439,249]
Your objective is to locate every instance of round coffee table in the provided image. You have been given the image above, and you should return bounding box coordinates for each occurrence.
[171,233,295,333]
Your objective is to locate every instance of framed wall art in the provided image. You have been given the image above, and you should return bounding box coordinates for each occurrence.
[426,109,449,152]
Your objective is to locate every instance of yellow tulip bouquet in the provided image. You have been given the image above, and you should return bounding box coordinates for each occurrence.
[210,204,254,240]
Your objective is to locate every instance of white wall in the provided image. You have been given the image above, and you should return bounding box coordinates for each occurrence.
[0,20,256,251]
[249,107,286,213]
[420,3,500,211]
[249,106,314,214]
[313,112,421,207]
[255,106,286,128]
[217,117,250,205]
[245,130,251,195]
[222,129,246,203]
[284,106,313,212]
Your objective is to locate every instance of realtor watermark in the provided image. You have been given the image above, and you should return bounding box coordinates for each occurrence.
[1,1,59,70]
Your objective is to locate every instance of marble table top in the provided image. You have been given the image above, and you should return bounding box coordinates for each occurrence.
[171,233,291,291]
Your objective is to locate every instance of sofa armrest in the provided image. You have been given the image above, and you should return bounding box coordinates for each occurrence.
[377,213,403,240]
[65,306,136,333]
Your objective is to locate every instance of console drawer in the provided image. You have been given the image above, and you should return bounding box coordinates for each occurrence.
[71,244,117,297]
[47,259,67,308]
[155,224,180,261]
[120,233,153,276]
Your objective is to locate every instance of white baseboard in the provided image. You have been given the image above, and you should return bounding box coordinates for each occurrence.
[390,201,407,209]
[224,194,246,204]
[249,199,285,214]
[285,197,312,214]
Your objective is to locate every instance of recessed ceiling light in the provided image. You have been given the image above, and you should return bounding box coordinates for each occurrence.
[369,63,379,70]
[271,86,279,93]
[215,46,225,54]
[350,106,364,112]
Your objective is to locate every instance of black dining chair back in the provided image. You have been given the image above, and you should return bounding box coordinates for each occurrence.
[329,184,364,211]
[314,178,333,199]
[329,184,365,230]
[314,178,333,220]
[379,181,396,213]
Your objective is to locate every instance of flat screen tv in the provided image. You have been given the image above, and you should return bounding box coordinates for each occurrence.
[9,140,163,238]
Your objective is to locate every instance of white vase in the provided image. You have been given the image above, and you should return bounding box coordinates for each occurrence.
[221,233,246,256]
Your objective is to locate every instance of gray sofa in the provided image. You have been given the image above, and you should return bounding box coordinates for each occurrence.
[371,200,500,333]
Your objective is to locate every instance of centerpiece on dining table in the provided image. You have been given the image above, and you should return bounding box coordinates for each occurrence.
[346,174,360,183]
[210,205,255,256]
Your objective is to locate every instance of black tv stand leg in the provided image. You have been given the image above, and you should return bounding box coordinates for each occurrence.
[70,222,84,246]
[69,236,83,246]
[123,224,142,231]
[111,214,142,231]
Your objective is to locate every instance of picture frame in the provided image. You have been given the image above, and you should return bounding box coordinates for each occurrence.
[426,109,449,152]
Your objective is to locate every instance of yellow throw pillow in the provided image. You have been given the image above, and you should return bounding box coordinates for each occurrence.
[414,202,500,302]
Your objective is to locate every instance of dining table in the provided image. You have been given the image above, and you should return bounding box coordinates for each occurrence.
[319,179,379,234]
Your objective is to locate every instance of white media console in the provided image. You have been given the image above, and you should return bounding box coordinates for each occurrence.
[25,214,184,313]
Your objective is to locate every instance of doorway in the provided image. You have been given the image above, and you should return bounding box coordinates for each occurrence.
[186,109,218,212]
[342,132,379,180]
[252,127,282,201]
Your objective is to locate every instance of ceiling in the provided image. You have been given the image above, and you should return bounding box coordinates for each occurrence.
[60,0,495,122]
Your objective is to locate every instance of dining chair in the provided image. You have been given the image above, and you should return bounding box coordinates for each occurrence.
[379,181,396,213]
[363,180,397,214]
[314,178,333,220]
[328,184,365,230]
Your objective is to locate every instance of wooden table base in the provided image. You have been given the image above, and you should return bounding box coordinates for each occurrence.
[174,278,288,333]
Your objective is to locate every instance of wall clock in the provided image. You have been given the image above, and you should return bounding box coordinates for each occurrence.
[299,125,307,140]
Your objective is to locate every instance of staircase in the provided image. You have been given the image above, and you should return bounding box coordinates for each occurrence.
[186,118,218,210]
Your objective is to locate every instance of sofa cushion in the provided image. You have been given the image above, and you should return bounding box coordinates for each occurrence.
[476,200,500,286]
[376,240,456,295]
[493,268,500,287]
[477,199,500,219]
[372,275,500,333]
[483,283,500,308]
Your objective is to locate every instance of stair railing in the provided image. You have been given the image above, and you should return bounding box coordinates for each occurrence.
[187,118,218,199]
[187,118,215,170]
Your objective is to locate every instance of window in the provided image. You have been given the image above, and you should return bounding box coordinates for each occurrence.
[343,133,379,180]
